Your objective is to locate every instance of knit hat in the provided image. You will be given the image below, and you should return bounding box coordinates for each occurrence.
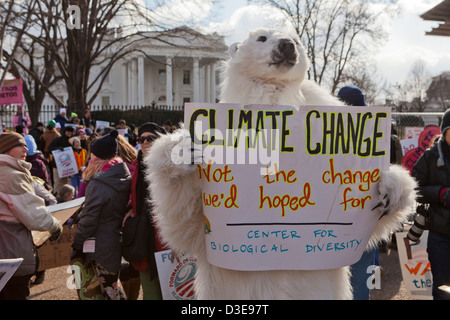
[441,108,450,135]
[437,108,450,168]
[337,85,366,106]
[138,122,166,137]
[90,129,119,160]
[48,120,56,127]
[0,131,27,154]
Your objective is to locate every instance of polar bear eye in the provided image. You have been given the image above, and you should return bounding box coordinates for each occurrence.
[257,36,267,42]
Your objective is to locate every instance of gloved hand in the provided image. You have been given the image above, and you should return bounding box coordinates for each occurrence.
[439,187,450,208]
[49,222,63,241]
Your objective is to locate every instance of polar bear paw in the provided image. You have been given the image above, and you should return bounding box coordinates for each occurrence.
[372,164,417,219]
[149,128,202,178]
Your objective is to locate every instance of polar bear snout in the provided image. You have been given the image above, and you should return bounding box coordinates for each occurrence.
[271,38,297,67]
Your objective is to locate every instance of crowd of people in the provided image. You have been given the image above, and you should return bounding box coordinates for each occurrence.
[1,96,449,300]
[0,106,176,300]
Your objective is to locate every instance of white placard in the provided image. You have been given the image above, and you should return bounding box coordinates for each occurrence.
[155,250,197,300]
[0,258,23,292]
[184,103,391,271]
[395,231,433,300]
[52,146,78,178]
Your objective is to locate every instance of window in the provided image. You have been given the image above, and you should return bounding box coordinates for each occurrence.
[101,96,110,106]
[183,70,191,85]
[158,70,166,84]
[183,97,191,103]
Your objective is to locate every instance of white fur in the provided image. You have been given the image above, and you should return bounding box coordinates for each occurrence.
[145,29,417,300]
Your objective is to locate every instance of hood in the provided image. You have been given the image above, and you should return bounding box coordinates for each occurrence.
[91,162,131,193]
[0,154,32,172]
[24,134,38,155]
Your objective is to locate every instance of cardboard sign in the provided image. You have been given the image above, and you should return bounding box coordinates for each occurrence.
[184,103,391,271]
[52,146,78,178]
[0,259,23,292]
[37,225,77,271]
[0,79,23,106]
[155,250,197,300]
[395,231,433,300]
[32,197,85,247]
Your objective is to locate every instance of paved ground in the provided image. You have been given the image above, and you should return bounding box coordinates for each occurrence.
[27,239,410,300]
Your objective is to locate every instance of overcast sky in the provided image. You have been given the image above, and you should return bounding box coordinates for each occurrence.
[148,0,450,88]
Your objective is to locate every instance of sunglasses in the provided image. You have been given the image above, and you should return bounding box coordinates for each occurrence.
[139,135,158,144]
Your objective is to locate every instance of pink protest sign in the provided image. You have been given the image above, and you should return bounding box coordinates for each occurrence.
[0,79,23,105]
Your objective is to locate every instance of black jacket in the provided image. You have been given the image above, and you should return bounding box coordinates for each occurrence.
[412,140,450,238]
[73,162,131,272]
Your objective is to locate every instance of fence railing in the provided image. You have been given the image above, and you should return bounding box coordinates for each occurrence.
[391,112,444,140]
[0,105,445,137]
[1,104,185,129]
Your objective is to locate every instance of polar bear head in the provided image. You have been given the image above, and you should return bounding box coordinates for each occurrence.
[225,28,309,84]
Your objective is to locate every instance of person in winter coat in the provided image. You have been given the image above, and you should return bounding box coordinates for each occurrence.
[69,136,86,197]
[40,120,61,159]
[122,122,167,300]
[71,130,131,300]
[411,108,450,300]
[25,135,51,185]
[12,106,32,135]
[54,108,68,129]
[0,131,63,300]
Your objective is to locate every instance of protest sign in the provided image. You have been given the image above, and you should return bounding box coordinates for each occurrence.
[32,197,84,247]
[395,231,432,300]
[0,79,23,106]
[95,120,109,132]
[400,137,418,156]
[155,250,197,300]
[401,125,440,174]
[184,103,391,271]
[0,259,23,292]
[52,146,78,178]
[37,225,78,271]
[405,127,424,140]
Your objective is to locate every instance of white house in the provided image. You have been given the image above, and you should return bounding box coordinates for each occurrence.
[44,27,229,108]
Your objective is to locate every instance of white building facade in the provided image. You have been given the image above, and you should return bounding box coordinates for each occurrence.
[45,27,228,108]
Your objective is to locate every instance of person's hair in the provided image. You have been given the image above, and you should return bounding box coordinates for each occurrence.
[59,184,75,200]
[82,155,122,181]
[117,134,137,163]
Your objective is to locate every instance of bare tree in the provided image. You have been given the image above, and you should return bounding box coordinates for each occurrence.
[250,0,396,94]
[8,0,217,117]
[402,59,430,112]
[0,0,36,89]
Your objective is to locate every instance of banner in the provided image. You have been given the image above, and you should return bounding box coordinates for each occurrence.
[0,79,23,106]
[395,231,432,300]
[0,259,23,292]
[183,103,391,271]
[155,250,197,300]
[52,146,78,178]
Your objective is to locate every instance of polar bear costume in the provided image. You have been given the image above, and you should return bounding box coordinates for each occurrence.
[145,29,417,299]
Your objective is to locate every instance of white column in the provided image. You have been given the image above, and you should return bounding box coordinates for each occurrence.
[166,56,173,108]
[210,62,216,103]
[127,61,132,105]
[138,56,145,107]
[193,58,200,102]
[205,64,211,103]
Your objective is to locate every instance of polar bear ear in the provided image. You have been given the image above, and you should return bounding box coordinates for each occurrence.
[229,42,239,58]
